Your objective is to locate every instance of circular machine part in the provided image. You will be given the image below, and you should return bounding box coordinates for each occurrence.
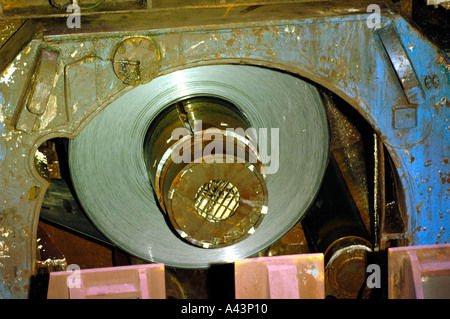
[144,96,268,248]
[113,36,160,86]
[324,236,373,299]
[69,65,329,268]
[194,179,241,222]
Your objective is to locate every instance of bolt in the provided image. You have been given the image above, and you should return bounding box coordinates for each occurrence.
[424,73,439,89]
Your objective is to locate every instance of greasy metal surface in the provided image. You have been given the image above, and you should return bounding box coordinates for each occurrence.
[373,133,385,250]
[0,0,146,18]
[0,19,42,76]
[35,223,67,272]
[301,155,372,298]
[302,156,371,254]
[38,221,115,270]
[0,2,448,297]
[412,2,450,52]
[260,222,311,257]
[36,140,61,179]
[426,0,450,10]
[322,90,373,238]
[166,159,268,248]
[324,236,372,299]
[0,19,25,47]
[0,0,332,19]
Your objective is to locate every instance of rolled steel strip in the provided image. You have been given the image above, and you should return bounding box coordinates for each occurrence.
[69,65,329,268]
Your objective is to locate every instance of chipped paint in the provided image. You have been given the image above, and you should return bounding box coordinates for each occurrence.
[0,62,17,84]
[0,227,11,238]
[0,241,10,258]
[38,95,58,129]
[416,202,423,215]
[187,40,205,52]
[440,172,450,184]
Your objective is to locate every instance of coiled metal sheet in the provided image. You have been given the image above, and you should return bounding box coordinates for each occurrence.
[69,65,329,268]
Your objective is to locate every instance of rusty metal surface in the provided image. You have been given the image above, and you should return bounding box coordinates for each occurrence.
[301,154,373,298]
[373,133,385,251]
[302,156,371,254]
[260,222,311,257]
[0,19,25,47]
[322,90,373,238]
[426,0,450,10]
[36,140,61,180]
[38,221,114,270]
[324,236,372,299]
[113,36,160,85]
[35,223,67,272]
[0,0,346,19]
[0,2,448,297]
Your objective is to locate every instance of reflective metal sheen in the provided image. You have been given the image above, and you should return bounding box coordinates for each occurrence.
[69,65,329,268]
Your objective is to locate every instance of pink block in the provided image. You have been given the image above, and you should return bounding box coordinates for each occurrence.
[267,264,300,299]
[388,243,450,299]
[47,263,166,299]
[235,253,324,299]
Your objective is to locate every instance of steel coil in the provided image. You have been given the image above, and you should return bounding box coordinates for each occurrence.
[69,65,329,268]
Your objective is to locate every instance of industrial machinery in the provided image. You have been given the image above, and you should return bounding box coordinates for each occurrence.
[0,0,449,299]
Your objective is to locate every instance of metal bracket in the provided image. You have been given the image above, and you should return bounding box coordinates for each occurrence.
[16,48,59,133]
[378,25,425,106]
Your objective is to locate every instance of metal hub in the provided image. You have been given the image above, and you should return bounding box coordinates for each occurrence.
[144,96,268,248]
[194,179,240,222]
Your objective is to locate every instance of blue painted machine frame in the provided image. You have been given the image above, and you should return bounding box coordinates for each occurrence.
[0,6,448,298]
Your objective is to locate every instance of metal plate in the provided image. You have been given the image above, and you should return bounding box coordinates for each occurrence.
[68,64,329,268]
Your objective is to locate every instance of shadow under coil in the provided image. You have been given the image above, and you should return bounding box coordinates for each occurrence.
[69,65,329,268]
